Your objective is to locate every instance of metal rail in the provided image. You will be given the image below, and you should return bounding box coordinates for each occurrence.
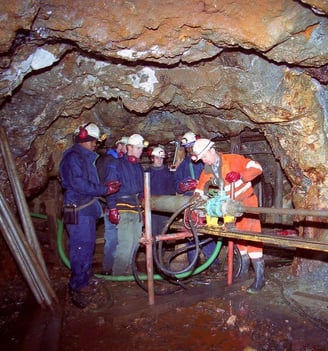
[149,195,328,251]
[242,206,328,218]
[144,191,328,304]
[168,222,328,253]
[197,226,328,252]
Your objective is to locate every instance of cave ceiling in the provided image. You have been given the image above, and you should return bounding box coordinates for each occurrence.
[0,0,328,212]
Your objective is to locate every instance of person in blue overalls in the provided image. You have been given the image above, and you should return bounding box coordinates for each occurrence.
[147,145,176,236]
[59,122,121,307]
[174,131,218,269]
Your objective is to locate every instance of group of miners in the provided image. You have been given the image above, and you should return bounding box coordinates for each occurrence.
[59,122,265,308]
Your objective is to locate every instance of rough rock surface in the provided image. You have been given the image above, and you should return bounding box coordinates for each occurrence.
[0,0,328,242]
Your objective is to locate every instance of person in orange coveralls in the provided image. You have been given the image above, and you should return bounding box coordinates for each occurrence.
[192,138,264,294]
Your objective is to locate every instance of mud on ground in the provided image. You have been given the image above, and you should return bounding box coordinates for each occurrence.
[1,261,327,351]
[1,217,328,351]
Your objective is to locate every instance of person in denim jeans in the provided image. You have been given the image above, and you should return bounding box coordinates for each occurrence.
[97,136,128,274]
[103,134,148,275]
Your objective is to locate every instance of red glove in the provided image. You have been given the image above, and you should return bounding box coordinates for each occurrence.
[108,208,120,224]
[225,171,241,183]
[178,179,198,193]
[106,180,121,195]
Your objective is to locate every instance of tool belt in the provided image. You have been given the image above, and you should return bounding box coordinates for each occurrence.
[62,197,104,224]
[117,193,143,221]
[118,193,139,201]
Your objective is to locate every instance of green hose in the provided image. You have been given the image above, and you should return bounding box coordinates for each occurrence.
[30,212,222,282]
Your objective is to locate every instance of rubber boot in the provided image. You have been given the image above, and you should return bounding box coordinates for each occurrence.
[238,254,250,279]
[246,257,265,294]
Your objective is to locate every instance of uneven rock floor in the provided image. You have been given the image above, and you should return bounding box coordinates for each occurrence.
[1,217,327,350]
[1,261,328,351]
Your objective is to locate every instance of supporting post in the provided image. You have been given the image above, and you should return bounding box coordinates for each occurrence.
[227,136,240,285]
[227,240,234,285]
[144,172,154,305]
[227,181,235,285]
[274,160,283,225]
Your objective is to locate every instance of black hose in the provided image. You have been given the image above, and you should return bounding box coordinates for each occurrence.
[131,244,186,295]
[153,200,201,277]
[165,237,213,267]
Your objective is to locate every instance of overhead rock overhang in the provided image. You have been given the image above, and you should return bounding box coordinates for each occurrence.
[0,0,328,256]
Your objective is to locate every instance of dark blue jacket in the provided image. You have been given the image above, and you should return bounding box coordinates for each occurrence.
[96,148,119,183]
[148,165,176,196]
[103,154,144,209]
[107,148,119,159]
[59,144,107,209]
[174,155,204,195]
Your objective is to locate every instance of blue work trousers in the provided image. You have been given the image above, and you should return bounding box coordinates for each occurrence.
[67,215,97,291]
[151,212,170,236]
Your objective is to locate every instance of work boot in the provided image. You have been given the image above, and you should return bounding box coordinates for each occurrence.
[238,254,250,279]
[69,288,93,309]
[246,257,265,294]
[69,281,99,308]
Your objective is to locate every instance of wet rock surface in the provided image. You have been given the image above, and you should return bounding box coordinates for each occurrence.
[1,261,327,351]
[1,217,327,350]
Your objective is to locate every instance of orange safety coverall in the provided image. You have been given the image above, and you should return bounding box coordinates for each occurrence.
[195,153,263,258]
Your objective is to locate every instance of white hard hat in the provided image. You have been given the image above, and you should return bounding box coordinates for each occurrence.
[192,138,214,161]
[181,131,196,146]
[151,146,166,158]
[115,136,129,145]
[127,134,149,148]
[75,122,100,143]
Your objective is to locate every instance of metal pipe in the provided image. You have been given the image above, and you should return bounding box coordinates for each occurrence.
[0,192,57,307]
[274,161,283,224]
[242,206,328,218]
[0,127,49,277]
[0,208,43,306]
[227,182,235,286]
[149,195,191,213]
[257,179,263,208]
[0,192,43,299]
[149,195,328,219]
[227,241,233,285]
[1,193,57,306]
[144,172,154,305]
[0,193,57,306]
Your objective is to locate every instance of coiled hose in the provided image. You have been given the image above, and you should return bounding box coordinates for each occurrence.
[30,209,221,283]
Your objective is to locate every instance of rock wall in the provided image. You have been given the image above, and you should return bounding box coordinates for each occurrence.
[0,0,328,244]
